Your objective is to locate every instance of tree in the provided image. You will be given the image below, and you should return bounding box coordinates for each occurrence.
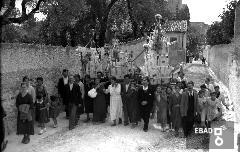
[39,0,89,46]
[86,0,119,47]
[206,22,224,46]
[1,0,46,26]
[187,25,206,56]
[176,5,190,26]
[219,0,238,43]
[206,0,238,46]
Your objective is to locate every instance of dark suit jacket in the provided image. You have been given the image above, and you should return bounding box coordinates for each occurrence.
[180,90,199,117]
[58,77,68,99]
[121,83,131,102]
[66,83,83,105]
[137,85,155,112]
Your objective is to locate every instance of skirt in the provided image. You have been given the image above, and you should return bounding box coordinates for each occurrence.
[35,102,49,123]
[49,107,60,119]
[17,110,34,135]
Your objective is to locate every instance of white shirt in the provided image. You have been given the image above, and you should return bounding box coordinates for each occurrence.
[177,76,187,82]
[70,83,73,91]
[27,85,36,103]
[63,77,68,85]
[126,84,130,92]
[188,91,193,96]
[205,83,214,92]
[143,86,148,91]
[78,81,85,99]
[179,89,183,94]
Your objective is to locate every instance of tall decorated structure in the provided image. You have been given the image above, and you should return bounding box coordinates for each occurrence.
[140,14,187,84]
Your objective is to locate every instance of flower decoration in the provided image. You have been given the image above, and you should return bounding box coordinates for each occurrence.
[155,14,162,24]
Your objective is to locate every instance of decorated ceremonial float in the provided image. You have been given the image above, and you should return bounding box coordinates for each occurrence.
[74,14,187,81]
[140,14,187,84]
[74,24,135,79]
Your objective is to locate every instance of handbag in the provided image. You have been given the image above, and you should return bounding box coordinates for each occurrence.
[88,88,97,98]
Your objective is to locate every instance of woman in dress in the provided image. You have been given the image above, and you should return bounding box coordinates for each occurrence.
[83,75,94,122]
[107,76,123,126]
[169,85,182,137]
[35,77,49,123]
[49,95,61,128]
[16,82,34,144]
[155,85,168,132]
[92,79,107,124]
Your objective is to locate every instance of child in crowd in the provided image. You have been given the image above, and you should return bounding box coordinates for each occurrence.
[155,85,168,132]
[198,90,208,128]
[200,84,210,97]
[49,95,61,128]
[35,77,49,123]
[35,94,49,135]
[207,92,221,128]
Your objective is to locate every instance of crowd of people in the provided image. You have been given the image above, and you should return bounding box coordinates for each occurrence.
[1,69,229,151]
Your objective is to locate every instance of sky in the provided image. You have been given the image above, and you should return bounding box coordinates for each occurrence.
[182,0,231,25]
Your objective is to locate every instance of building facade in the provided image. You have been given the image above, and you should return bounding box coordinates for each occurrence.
[190,22,210,35]
[167,0,183,17]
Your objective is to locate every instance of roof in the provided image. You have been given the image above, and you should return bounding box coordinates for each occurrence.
[164,20,188,32]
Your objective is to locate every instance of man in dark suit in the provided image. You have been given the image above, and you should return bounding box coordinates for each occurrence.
[138,77,154,132]
[58,69,69,118]
[121,74,131,126]
[66,75,83,130]
[180,81,199,137]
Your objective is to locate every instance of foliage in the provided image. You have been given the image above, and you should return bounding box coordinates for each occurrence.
[176,5,190,25]
[187,25,206,55]
[1,0,184,47]
[39,0,89,46]
[0,0,46,26]
[206,0,238,46]
[1,10,42,43]
[206,22,224,46]
[1,24,22,42]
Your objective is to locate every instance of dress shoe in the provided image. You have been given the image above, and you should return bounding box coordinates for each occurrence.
[21,136,26,144]
[111,123,116,126]
[24,137,30,144]
[143,128,148,132]
[119,119,122,124]
[111,120,117,126]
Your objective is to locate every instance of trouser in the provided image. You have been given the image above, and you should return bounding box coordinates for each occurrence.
[69,103,78,130]
[140,109,151,129]
[62,97,69,117]
[182,116,194,137]
[122,100,130,123]
[65,103,70,117]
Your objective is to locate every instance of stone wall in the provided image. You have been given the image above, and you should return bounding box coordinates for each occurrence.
[205,44,234,87]
[1,43,80,134]
[1,39,146,134]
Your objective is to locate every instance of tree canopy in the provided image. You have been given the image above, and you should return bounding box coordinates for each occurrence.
[1,0,185,47]
[206,0,238,46]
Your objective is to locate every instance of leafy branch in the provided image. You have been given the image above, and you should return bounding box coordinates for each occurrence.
[1,0,46,26]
